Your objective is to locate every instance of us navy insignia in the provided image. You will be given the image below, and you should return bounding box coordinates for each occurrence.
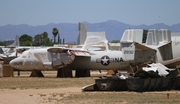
[96,55,114,66]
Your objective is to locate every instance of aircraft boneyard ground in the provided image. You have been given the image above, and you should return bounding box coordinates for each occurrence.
[0,71,180,104]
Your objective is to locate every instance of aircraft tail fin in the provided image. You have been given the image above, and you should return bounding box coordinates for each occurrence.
[146,29,171,45]
[120,29,144,43]
[121,29,172,45]
[121,29,173,61]
[0,47,4,54]
[6,35,20,48]
[82,32,109,50]
[77,22,87,45]
[146,29,173,61]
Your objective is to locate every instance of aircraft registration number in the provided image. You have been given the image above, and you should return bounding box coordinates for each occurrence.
[124,50,134,54]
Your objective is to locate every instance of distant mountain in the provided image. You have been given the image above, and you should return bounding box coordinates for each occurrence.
[0,20,180,43]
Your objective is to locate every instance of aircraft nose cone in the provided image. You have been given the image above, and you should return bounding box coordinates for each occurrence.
[9,59,15,68]
[9,58,24,70]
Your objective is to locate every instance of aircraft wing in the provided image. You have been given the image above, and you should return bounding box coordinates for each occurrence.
[47,48,91,57]
[34,47,90,70]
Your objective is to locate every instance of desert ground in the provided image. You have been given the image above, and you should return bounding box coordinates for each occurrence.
[0,71,180,104]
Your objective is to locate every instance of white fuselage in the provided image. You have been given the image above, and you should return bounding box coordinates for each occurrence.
[10,48,54,71]
[70,50,129,70]
[10,49,130,71]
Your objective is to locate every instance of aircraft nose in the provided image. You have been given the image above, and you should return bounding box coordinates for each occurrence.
[9,58,23,69]
[9,59,16,68]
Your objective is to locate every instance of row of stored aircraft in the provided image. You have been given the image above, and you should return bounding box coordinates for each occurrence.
[0,35,21,64]
[0,35,38,64]
[7,23,180,77]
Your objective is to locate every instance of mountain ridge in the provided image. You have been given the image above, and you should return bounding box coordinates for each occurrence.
[0,20,180,43]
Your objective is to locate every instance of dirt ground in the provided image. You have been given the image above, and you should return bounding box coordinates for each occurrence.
[0,71,180,104]
[1,87,180,104]
[0,71,100,104]
[0,87,81,104]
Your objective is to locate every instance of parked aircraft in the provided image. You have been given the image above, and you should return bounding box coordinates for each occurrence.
[0,35,21,63]
[10,31,156,77]
[9,22,87,77]
[33,29,180,77]
[120,29,179,68]
[9,23,179,78]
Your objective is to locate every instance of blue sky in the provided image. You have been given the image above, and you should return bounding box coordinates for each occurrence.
[0,0,180,26]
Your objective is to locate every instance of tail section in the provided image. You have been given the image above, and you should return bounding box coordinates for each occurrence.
[82,31,108,50]
[121,29,173,61]
[77,22,87,45]
[146,29,159,45]
[0,47,4,54]
[120,29,144,43]
[120,42,156,63]
[157,29,173,61]
[146,29,173,61]
[6,35,20,48]
[146,29,171,45]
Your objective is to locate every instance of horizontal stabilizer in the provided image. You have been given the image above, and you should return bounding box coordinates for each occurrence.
[121,42,156,63]
[134,43,156,63]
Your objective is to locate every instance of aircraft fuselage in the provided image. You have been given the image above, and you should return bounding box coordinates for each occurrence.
[70,51,129,70]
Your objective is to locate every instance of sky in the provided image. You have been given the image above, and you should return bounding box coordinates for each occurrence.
[0,0,180,26]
